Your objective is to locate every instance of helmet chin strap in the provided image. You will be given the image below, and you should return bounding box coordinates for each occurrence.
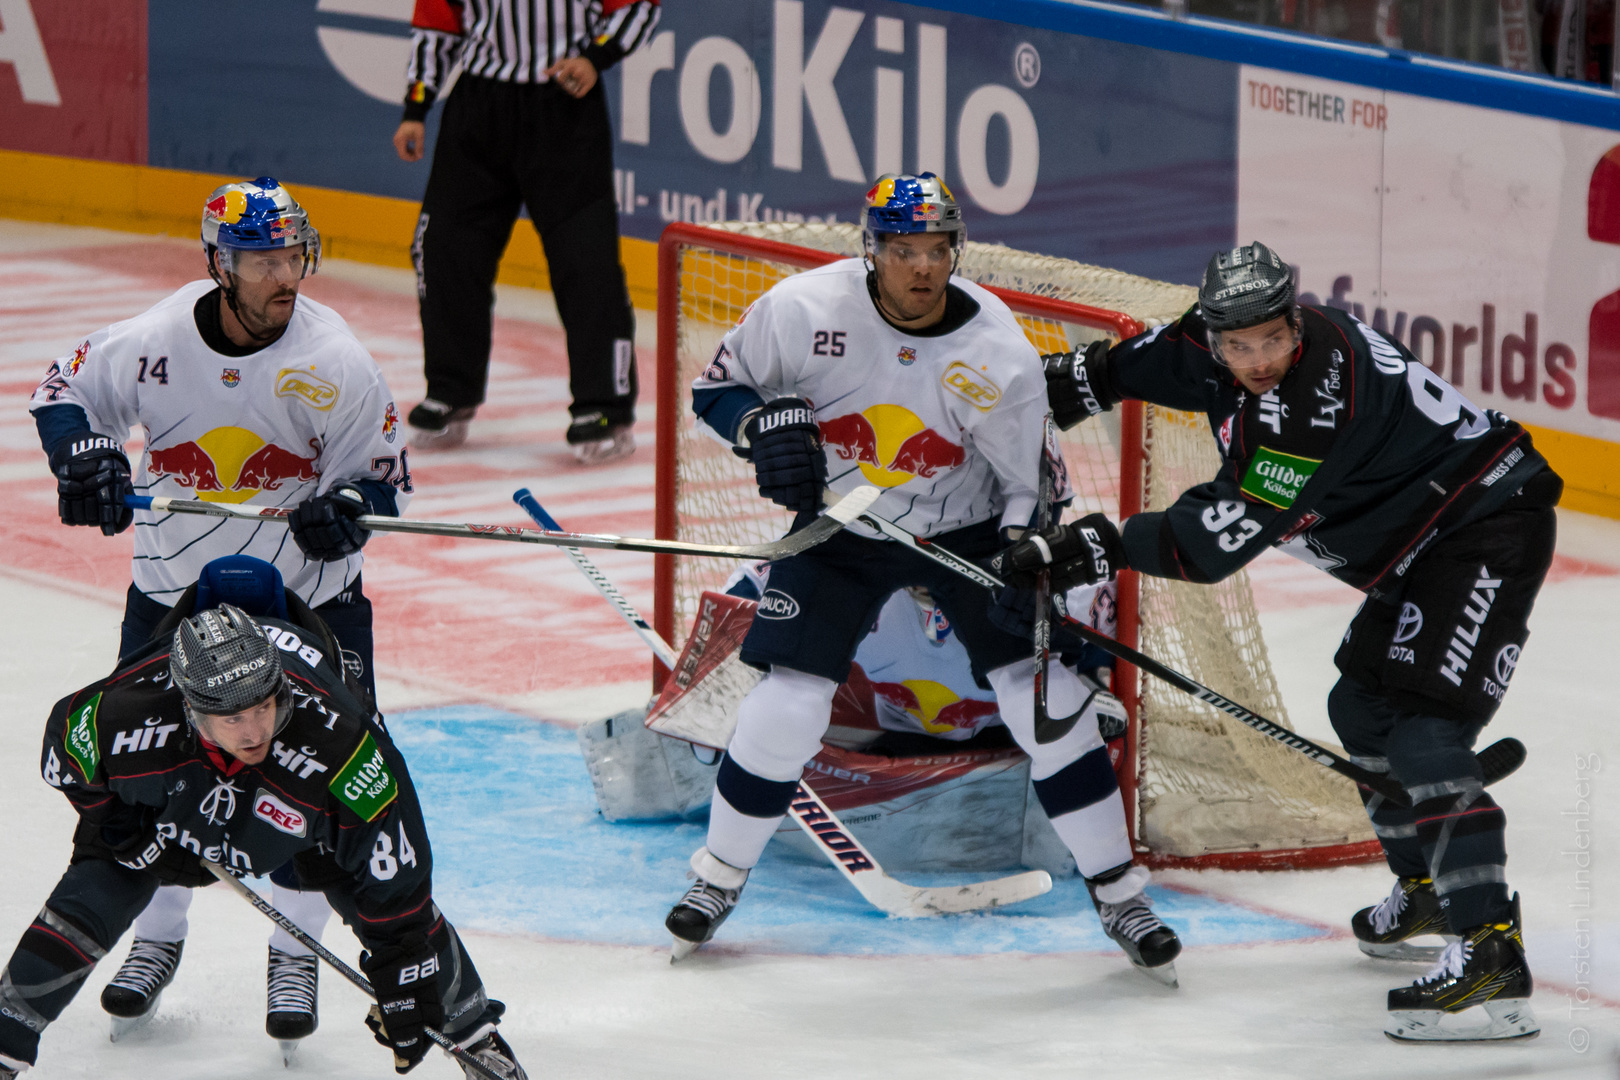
[208,248,288,345]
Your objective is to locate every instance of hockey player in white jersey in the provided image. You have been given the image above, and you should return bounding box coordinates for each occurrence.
[27,177,411,1048]
[664,174,1180,981]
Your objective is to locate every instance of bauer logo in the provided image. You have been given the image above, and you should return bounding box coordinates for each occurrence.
[253,789,309,837]
[1239,447,1321,508]
[757,589,800,620]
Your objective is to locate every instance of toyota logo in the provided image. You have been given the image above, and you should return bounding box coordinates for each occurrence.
[1393,602,1423,644]
[1494,644,1520,685]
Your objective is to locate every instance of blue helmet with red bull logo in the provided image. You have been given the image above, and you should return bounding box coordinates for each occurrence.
[861,173,964,264]
[201,176,321,284]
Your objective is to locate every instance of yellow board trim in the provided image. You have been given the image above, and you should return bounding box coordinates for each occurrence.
[0,149,658,310]
[1523,422,1620,520]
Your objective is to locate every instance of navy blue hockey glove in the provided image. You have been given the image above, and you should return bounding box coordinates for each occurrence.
[732,397,827,514]
[992,514,1126,591]
[1043,341,1115,431]
[363,936,445,1074]
[289,483,370,562]
[51,434,133,536]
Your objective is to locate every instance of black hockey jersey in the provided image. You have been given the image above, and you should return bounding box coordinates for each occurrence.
[1103,305,1553,598]
[41,619,434,949]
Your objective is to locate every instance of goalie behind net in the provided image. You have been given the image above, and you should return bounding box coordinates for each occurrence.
[660,221,1374,866]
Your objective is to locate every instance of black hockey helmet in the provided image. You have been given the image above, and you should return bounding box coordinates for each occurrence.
[1198,242,1297,332]
[171,604,292,731]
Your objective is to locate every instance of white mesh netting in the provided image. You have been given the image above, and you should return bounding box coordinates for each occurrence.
[664,223,1372,860]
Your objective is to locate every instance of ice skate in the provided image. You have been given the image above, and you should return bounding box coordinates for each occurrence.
[665,847,748,961]
[408,398,475,450]
[1353,876,1456,962]
[101,938,183,1041]
[567,413,635,465]
[266,946,319,1064]
[1385,895,1539,1042]
[1088,866,1181,987]
[457,1028,529,1079]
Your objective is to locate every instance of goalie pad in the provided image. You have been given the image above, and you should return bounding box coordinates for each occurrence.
[578,707,719,822]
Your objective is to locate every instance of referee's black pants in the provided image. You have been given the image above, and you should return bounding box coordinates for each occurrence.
[413,74,637,425]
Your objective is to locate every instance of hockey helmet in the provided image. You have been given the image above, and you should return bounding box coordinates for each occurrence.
[201,176,321,283]
[171,604,292,733]
[862,173,964,263]
[1198,241,1299,366]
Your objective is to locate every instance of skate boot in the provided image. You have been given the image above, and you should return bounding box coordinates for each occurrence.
[567,412,636,465]
[1087,865,1181,987]
[101,938,184,1041]
[459,1028,529,1079]
[266,946,319,1063]
[1353,876,1456,961]
[665,847,748,961]
[1385,895,1539,1042]
[408,398,476,450]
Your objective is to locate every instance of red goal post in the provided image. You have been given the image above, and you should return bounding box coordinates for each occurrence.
[653,222,1381,871]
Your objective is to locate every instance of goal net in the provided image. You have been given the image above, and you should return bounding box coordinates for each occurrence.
[653,222,1377,870]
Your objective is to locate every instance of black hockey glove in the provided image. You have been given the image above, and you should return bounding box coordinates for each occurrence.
[107,825,214,887]
[992,514,1127,591]
[986,581,1068,639]
[1043,341,1115,431]
[289,483,370,562]
[363,935,445,1074]
[51,434,134,536]
[732,397,827,514]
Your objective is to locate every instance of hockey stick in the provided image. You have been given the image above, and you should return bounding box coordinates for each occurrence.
[1031,415,1082,745]
[201,862,505,1080]
[512,491,1053,918]
[124,486,881,562]
[847,506,1527,809]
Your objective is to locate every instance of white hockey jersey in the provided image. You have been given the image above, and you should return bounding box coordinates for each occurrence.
[696,259,1048,537]
[31,281,411,608]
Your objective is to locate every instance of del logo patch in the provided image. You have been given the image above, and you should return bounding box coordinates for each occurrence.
[275,368,339,411]
[1241,447,1322,509]
[330,732,398,821]
[940,362,1000,411]
[253,789,309,837]
[64,692,102,780]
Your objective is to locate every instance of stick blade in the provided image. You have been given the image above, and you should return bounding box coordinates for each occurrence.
[853,869,1053,917]
[1478,737,1526,786]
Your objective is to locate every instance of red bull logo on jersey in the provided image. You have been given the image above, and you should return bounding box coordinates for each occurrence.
[147,426,321,504]
[221,368,240,388]
[382,402,399,443]
[873,679,999,736]
[819,404,965,488]
[64,340,90,379]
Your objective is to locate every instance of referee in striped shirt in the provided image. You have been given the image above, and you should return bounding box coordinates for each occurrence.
[393,0,660,463]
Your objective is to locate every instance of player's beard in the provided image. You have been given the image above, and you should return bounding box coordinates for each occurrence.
[230,282,298,343]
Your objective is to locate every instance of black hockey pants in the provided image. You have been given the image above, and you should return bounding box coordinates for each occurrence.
[0,857,501,1067]
[1327,481,1558,932]
[413,74,636,424]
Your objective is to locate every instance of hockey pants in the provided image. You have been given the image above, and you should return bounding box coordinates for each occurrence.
[0,858,502,1068]
[705,660,1132,878]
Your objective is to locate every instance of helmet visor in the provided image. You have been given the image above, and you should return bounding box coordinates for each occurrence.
[219,243,311,283]
[1210,315,1300,371]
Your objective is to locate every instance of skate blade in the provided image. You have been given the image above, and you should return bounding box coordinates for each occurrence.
[1134,961,1179,988]
[1358,936,1457,963]
[670,936,702,963]
[279,1039,300,1067]
[108,991,161,1043]
[1384,998,1540,1042]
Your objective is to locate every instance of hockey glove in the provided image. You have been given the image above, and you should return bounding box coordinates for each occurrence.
[289,483,370,562]
[51,434,134,536]
[732,397,827,514]
[986,581,1071,639]
[1043,342,1115,431]
[107,825,214,887]
[362,936,445,1074]
[992,514,1127,591]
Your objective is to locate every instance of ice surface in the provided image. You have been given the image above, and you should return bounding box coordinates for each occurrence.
[0,223,1615,1078]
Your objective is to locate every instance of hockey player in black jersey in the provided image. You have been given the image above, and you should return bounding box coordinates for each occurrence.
[1002,241,1557,1042]
[0,601,527,1078]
